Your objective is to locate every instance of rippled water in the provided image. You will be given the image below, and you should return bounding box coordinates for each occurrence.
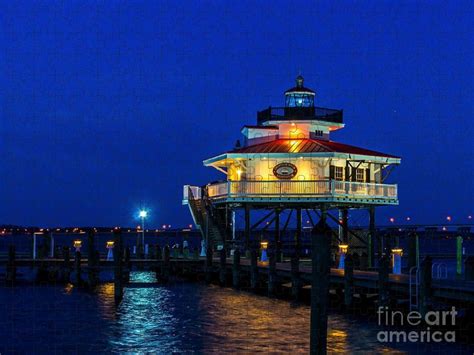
[0,272,471,353]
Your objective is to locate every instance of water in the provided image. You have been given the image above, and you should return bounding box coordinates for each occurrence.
[1,272,472,353]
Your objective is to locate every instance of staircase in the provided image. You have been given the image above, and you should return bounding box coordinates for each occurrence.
[186,186,227,248]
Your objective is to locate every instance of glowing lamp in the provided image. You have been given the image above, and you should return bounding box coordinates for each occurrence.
[338,244,349,270]
[73,240,82,253]
[338,244,349,253]
[260,241,269,262]
[446,216,452,222]
[139,210,148,218]
[391,248,403,275]
[106,241,114,261]
[391,248,403,256]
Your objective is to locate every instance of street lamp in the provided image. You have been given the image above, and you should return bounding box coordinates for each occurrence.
[139,210,148,255]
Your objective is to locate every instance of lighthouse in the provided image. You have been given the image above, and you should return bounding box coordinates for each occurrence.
[184,75,400,267]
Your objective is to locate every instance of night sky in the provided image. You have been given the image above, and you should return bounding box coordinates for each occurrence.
[1,1,472,228]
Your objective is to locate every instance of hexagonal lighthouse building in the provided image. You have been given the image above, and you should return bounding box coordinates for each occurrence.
[184,75,400,267]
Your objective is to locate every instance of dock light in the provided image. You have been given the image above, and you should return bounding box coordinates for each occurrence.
[446,216,452,222]
[73,240,82,252]
[106,241,114,261]
[389,217,395,223]
[406,217,411,221]
[189,224,193,229]
[468,215,472,220]
[139,210,148,218]
[338,244,349,270]
[391,248,403,275]
[260,241,269,262]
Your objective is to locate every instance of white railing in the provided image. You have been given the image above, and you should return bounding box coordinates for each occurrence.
[205,180,397,200]
[182,185,201,204]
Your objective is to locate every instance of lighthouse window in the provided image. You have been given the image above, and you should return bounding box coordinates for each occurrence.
[335,167,344,181]
[285,94,314,107]
[356,168,365,182]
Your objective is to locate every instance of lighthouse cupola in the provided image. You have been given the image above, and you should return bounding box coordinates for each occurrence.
[284,75,315,108]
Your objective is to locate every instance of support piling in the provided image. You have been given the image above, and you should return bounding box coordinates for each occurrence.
[310,213,331,355]
[344,253,354,307]
[232,249,241,288]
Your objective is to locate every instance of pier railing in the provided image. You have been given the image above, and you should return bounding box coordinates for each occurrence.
[204,180,397,202]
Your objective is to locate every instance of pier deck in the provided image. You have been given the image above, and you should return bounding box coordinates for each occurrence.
[2,257,474,303]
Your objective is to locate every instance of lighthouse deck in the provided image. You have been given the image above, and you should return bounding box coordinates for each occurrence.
[200,179,398,205]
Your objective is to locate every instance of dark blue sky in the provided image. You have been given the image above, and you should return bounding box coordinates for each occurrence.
[1,1,472,228]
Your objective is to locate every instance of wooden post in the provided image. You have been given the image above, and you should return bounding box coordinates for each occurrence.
[275,209,281,262]
[155,244,162,260]
[378,254,390,307]
[6,245,16,283]
[344,253,354,307]
[296,208,302,258]
[62,246,71,282]
[87,229,98,288]
[232,248,241,288]
[162,245,170,282]
[124,247,131,283]
[268,245,277,296]
[74,251,82,286]
[310,213,332,355]
[153,244,161,281]
[219,247,227,286]
[292,208,302,300]
[244,204,250,252]
[407,232,418,270]
[419,256,432,316]
[368,206,376,268]
[250,247,259,290]
[205,243,213,283]
[113,228,123,303]
[464,256,474,281]
[291,253,301,300]
[341,209,349,244]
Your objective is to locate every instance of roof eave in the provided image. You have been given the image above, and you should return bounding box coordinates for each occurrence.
[222,151,400,164]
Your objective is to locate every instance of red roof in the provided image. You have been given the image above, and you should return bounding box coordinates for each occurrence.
[228,138,399,158]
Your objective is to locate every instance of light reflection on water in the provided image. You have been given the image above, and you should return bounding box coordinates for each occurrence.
[0,272,470,353]
[95,272,396,353]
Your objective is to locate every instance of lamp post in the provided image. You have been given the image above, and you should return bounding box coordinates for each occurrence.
[139,210,148,256]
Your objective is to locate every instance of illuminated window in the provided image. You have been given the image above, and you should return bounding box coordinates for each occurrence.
[335,166,344,181]
[356,168,364,182]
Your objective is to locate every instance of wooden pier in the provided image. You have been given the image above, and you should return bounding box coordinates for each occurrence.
[2,254,474,303]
